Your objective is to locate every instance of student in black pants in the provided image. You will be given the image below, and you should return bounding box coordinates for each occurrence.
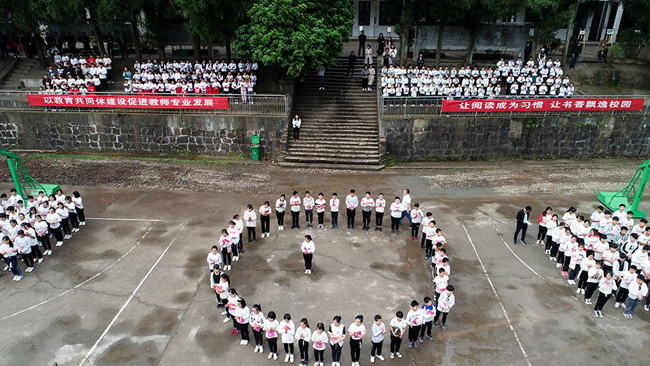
[389,311,406,358]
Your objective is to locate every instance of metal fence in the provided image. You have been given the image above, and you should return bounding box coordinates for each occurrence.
[381,95,650,118]
[0,91,289,116]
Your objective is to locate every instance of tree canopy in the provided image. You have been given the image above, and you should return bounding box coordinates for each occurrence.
[233,0,354,78]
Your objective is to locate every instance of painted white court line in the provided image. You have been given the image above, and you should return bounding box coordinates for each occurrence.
[0,225,156,322]
[461,221,532,366]
[86,217,165,222]
[78,224,186,366]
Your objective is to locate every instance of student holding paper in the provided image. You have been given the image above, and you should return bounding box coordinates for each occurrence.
[312,322,328,366]
[348,315,366,366]
[263,311,280,360]
[328,316,346,366]
[301,235,315,275]
[370,314,386,362]
[250,304,266,354]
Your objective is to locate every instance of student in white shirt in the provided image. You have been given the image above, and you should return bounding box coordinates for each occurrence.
[259,201,272,238]
[619,211,634,231]
[34,215,52,255]
[235,298,251,345]
[0,236,22,281]
[405,300,424,348]
[591,271,616,318]
[301,235,315,275]
[312,322,328,366]
[213,273,229,311]
[345,189,359,229]
[21,222,41,264]
[295,318,312,366]
[250,304,266,353]
[303,191,315,228]
[281,313,296,363]
[14,230,34,272]
[374,193,386,231]
[590,206,605,230]
[624,275,648,319]
[433,286,455,330]
[244,204,258,243]
[370,315,386,362]
[64,196,79,233]
[360,191,375,231]
[330,193,340,229]
[615,265,637,308]
[328,315,346,365]
[536,207,553,245]
[584,261,604,304]
[420,212,434,249]
[315,193,327,229]
[410,203,423,241]
[419,296,436,342]
[348,315,365,366]
[389,197,402,234]
[57,202,72,240]
[72,191,86,226]
[275,194,287,230]
[264,311,280,360]
[562,207,577,227]
[221,228,233,270]
[290,191,301,229]
[46,207,64,246]
[388,311,406,359]
[233,214,244,258]
[207,245,222,271]
[399,189,412,226]
[544,214,559,254]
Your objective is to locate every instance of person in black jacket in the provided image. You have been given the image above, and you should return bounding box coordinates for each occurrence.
[570,40,582,69]
[347,51,357,77]
[358,30,367,57]
[513,206,532,245]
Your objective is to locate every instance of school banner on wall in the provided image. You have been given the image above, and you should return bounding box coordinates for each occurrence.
[441,98,646,113]
[27,94,229,109]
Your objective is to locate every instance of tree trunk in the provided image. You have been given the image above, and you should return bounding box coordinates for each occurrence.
[93,23,105,55]
[193,35,200,61]
[465,25,477,65]
[207,42,215,58]
[35,35,47,69]
[225,37,232,62]
[563,0,580,66]
[131,18,142,60]
[435,23,444,68]
[398,25,409,66]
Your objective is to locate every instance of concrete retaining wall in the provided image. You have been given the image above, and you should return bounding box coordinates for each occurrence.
[381,115,650,161]
[0,111,286,157]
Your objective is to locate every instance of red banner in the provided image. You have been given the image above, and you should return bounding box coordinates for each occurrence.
[441,98,645,113]
[27,94,229,109]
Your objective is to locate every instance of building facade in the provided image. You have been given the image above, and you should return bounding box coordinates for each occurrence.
[349,0,400,38]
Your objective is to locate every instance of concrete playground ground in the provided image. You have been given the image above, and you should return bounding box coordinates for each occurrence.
[0,157,649,366]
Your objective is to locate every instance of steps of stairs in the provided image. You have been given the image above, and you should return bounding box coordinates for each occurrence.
[278,161,384,170]
[283,155,382,165]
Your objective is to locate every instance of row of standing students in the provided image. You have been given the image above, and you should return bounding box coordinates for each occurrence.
[207,191,457,365]
[0,189,85,281]
[532,205,650,319]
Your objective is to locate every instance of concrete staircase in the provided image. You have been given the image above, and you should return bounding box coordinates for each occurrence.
[282,57,383,170]
[1,58,37,90]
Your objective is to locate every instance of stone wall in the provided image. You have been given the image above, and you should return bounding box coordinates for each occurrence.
[0,111,287,157]
[570,64,650,91]
[381,115,650,161]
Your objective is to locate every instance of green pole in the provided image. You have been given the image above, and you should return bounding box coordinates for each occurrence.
[631,165,650,210]
[6,158,24,198]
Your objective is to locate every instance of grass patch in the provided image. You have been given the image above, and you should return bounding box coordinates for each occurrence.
[32,153,242,165]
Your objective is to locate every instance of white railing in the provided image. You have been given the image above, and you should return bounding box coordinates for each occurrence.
[381,95,650,118]
[0,91,289,116]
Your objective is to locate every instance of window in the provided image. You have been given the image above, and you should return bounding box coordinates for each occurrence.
[501,15,516,23]
[379,1,397,26]
[358,1,371,26]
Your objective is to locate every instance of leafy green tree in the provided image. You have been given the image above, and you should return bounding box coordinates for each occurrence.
[142,0,177,60]
[233,0,354,78]
[525,0,572,57]
[174,0,251,61]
